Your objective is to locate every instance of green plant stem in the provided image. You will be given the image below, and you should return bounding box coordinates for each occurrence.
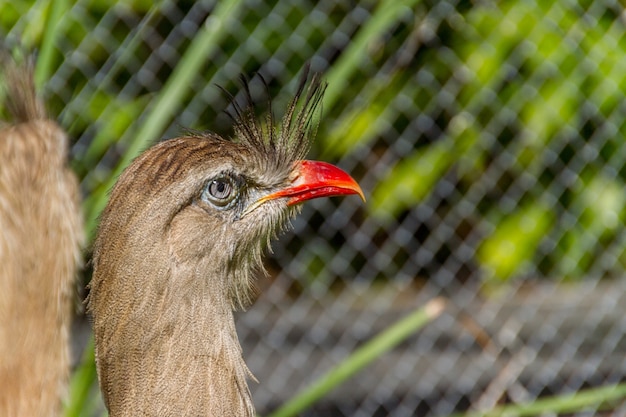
[68,3,163,179]
[83,0,245,239]
[266,298,446,417]
[60,2,163,131]
[63,337,98,417]
[447,383,626,417]
[35,0,68,90]
[322,0,422,112]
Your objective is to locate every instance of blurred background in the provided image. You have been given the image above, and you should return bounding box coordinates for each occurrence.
[3,0,626,415]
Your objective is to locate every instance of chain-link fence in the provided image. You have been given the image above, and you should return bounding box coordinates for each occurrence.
[4,0,626,415]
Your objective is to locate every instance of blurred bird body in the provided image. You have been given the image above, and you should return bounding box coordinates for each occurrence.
[88,72,363,416]
[0,58,83,416]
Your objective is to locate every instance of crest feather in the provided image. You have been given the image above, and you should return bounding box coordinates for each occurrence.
[222,66,327,177]
[1,52,46,122]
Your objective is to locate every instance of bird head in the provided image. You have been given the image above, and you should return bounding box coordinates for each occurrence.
[91,70,363,314]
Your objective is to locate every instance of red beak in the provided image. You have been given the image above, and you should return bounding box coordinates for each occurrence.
[276,160,364,205]
[252,160,364,211]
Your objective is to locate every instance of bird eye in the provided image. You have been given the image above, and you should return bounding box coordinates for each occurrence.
[202,176,237,208]
[209,179,231,199]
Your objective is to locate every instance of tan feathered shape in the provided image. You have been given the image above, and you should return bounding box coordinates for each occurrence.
[0,56,83,417]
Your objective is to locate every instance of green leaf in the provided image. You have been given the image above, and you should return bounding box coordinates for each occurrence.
[323,99,386,158]
[556,171,626,278]
[267,299,445,417]
[83,94,152,169]
[579,173,625,235]
[370,111,480,221]
[63,338,99,417]
[370,139,453,221]
[478,202,553,282]
[446,382,626,417]
[322,0,424,112]
[35,0,69,90]
[519,76,582,152]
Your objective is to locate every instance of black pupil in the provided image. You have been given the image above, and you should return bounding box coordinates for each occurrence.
[210,180,230,199]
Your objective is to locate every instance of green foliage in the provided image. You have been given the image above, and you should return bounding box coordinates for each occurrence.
[478,202,553,283]
[63,339,99,417]
[556,172,626,279]
[71,92,152,177]
[0,0,48,47]
[371,112,480,221]
[369,2,626,282]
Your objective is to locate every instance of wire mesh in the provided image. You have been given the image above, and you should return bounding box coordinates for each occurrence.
[3,0,626,415]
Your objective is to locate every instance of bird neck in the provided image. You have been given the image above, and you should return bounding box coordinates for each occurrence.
[92,256,255,417]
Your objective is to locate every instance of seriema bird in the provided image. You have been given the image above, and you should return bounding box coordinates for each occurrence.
[0,57,83,416]
[87,70,364,416]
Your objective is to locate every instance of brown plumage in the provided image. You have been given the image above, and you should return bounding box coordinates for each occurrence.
[0,57,83,416]
[88,70,363,416]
